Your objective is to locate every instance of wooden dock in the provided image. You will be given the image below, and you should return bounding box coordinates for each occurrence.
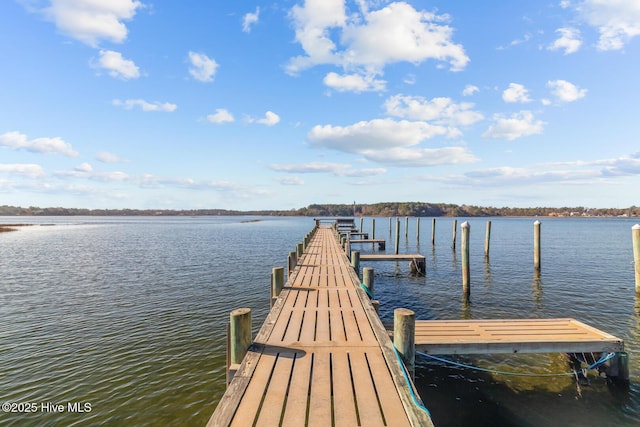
[208,226,434,426]
[350,238,386,249]
[414,318,625,355]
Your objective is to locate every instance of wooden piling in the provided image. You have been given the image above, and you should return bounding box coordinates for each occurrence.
[633,224,640,292]
[288,251,296,276]
[461,221,470,298]
[271,266,284,302]
[228,308,252,383]
[431,218,436,245]
[363,267,374,297]
[359,217,363,234]
[484,220,491,259]
[534,220,541,272]
[351,250,360,277]
[389,217,392,234]
[452,219,458,250]
[372,218,376,239]
[417,217,420,241]
[405,216,409,238]
[395,217,400,254]
[394,308,416,380]
[296,242,303,258]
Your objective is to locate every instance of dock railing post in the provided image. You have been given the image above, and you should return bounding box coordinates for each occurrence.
[351,250,360,278]
[534,220,541,272]
[461,221,470,298]
[271,266,284,307]
[228,308,251,384]
[633,224,640,293]
[394,308,416,380]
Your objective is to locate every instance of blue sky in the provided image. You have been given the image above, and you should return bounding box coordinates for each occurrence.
[1,0,639,210]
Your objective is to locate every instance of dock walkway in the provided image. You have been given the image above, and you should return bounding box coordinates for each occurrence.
[208,226,433,426]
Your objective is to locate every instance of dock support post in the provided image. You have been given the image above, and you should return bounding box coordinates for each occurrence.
[534,220,541,272]
[633,224,640,292]
[271,266,284,307]
[394,308,416,380]
[351,251,360,277]
[405,216,409,238]
[360,217,363,234]
[417,217,420,241]
[389,217,392,234]
[296,242,303,258]
[484,220,491,259]
[452,219,458,250]
[228,308,251,384]
[461,221,470,298]
[431,218,436,245]
[363,267,374,297]
[288,251,297,276]
[372,218,376,239]
[395,217,400,254]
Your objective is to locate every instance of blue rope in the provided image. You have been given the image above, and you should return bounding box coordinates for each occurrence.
[392,345,431,417]
[416,351,617,377]
[359,282,373,299]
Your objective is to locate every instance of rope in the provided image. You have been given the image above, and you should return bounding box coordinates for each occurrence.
[359,282,373,299]
[416,351,617,378]
[392,345,431,417]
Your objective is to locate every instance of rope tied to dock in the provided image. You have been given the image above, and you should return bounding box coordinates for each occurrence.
[359,282,374,299]
[416,351,617,378]
[392,345,432,417]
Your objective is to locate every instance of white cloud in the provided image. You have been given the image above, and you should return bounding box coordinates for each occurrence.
[482,111,545,141]
[384,95,484,128]
[269,162,386,177]
[251,111,280,126]
[243,7,260,33]
[96,151,127,163]
[0,163,46,178]
[0,131,79,157]
[207,108,235,124]
[75,162,93,173]
[287,1,468,84]
[548,27,582,54]
[547,79,587,103]
[275,176,304,185]
[575,0,640,50]
[93,50,140,80]
[36,0,143,47]
[112,99,177,112]
[462,85,479,96]
[502,83,531,103]
[188,51,218,82]
[307,118,477,167]
[323,72,386,92]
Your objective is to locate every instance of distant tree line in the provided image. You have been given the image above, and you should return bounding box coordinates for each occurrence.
[1,203,638,217]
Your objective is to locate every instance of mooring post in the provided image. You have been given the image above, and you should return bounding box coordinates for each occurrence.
[271,266,284,307]
[296,242,303,258]
[288,251,296,277]
[534,220,541,272]
[461,221,470,298]
[394,308,416,380]
[389,217,392,234]
[360,217,363,233]
[633,224,640,292]
[372,218,376,239]
[484,220,491,259]
[405,216,409,238]
[363,267,374,297]
[431,218,436,245]
[452,219,458,250]
[351,250,360,278]
[395,217,400,254]
[228,308,251,384]
[416,217,420,241]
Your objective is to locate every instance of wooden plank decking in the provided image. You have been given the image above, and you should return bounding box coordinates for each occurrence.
[208,226,433,427]
[414,318,625,355]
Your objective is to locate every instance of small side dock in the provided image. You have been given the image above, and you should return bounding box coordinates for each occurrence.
[208,225,433,426]
[414,318,625,355]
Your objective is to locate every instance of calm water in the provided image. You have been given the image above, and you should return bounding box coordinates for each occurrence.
[1,216,639,426]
